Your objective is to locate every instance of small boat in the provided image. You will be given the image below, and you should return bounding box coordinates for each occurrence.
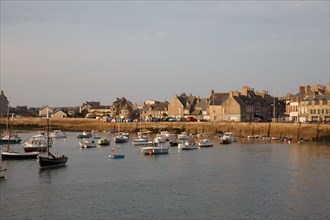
[109,147,124,159]
[178,132,190,140]
[0,133,22,144]
[50,130,67,138]
[219,137,231,144]
[80,140,97,148]
[97,138,110,146]
[198,139,214,147]
[132,137,148,145]
[223,132,238,142]
[38,111,68,168]
[153,135,167,144]
[109,154,125,159]
[1,151,38,160]
[141,145,169,155]
[23,134,49,153]
[169,140,178,146]
[178,141,198,150]
[114,135,129,143]
[77,131,92,139]
[92,135,102,140]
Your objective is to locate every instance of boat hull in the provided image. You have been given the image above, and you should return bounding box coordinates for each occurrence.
[109,154,125,159]
[141,147,169,155]
[0,139,22,144]
[38,155,68,168]
[23,146,47,153]
[1,151,38,160]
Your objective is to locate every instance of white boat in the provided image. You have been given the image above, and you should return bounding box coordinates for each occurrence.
[178,132,190,140]
[132,137,148,145]
[198,139,214,147]
[79,140,97,148]
[223,132,238,142]
[178,141,198,150]
[50,130,67,138]
[197,133,209,138]
[153,135,167,144]
[23,134,50,152]
[0,133,22,144]
[141,145,169,155]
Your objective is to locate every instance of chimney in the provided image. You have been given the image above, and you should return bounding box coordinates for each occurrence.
[211,90,215,95]
[242,86,248,96]
[229,91,233,97]
[305,85,311,94]
[299,86,305,93]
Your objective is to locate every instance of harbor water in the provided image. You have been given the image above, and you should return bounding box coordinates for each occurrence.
[1,132,329,219]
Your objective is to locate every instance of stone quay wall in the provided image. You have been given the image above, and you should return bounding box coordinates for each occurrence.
[1,117,329,142]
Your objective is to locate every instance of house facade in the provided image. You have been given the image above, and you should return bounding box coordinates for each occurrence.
[39,106,53,117]
[52,109,67,118]
[141,101,168,121]
[111,97,134,119]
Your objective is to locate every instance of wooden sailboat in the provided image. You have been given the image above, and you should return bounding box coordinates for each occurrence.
[1,112,38,160]
[37,111,68,168]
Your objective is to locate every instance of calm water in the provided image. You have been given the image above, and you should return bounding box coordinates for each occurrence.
[1,132,329,220]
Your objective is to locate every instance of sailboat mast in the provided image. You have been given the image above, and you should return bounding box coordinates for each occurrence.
[6,114,13,152]
[47,110,50,156]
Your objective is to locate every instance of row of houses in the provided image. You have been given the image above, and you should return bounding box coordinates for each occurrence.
[1,82,329,122]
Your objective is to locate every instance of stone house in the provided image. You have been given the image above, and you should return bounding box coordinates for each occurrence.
[208,91,229,122]
[285,84,328,122]
[80,101,100,114]
[141,101,168,121]
[167,93,196,118]
[39,106,53,117]
[0,91,9,116]
[208,86,273,122]
[52,109,67,118]
[111,97,134,119]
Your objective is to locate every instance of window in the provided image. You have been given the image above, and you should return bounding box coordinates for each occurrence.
[310,109,313,114]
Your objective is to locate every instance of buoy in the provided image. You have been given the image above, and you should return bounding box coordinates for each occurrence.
[111,148,115,152]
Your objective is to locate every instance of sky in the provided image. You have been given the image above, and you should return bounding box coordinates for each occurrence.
[1,1,329,107]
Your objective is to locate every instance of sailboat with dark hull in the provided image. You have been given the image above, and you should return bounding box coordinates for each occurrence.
[38,112,68,168]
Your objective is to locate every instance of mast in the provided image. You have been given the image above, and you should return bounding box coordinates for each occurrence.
[6,114,13,152]
[47,109,50,156]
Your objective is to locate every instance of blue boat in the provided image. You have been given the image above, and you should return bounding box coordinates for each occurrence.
[109,154,125,159]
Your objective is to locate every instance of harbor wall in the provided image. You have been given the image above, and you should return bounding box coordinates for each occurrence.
[1,117,329,142]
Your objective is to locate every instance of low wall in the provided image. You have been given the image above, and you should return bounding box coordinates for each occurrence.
[1,117,329,142]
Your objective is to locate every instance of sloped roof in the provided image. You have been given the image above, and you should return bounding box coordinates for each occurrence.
[209,93,229,106]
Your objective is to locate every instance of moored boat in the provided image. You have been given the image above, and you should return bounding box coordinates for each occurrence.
[198,139,214,147]
[23,134,49,153]
[50,130,67,138]
[141,145,169,155]
[0,133,22,144]
[80,140,97,148]
[114,135,129,143]
[132,137,148,145]
[97,138,110,146]
[77,131,92,139]
[178,141,198,150]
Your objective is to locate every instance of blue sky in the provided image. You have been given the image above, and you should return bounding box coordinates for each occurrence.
[1,1,329,107]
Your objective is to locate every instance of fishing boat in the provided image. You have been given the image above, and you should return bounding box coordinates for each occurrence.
[79,140,97,148]
[97,138,110,146]
[178,132,190,140]
[198,139,214,147]
[219,137,231,144]
[141,144,169,155]
[77,131,92,139]
[114,135,129,143]
[132,137,148,145]
[38,112,68,168]
[50,130,67,138]
[23,134,49,152]
[178,141,198,150]
[0,133,22,144]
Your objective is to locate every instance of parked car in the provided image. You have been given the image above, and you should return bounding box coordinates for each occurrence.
[168,117,177,122]
[186,117,198,122]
